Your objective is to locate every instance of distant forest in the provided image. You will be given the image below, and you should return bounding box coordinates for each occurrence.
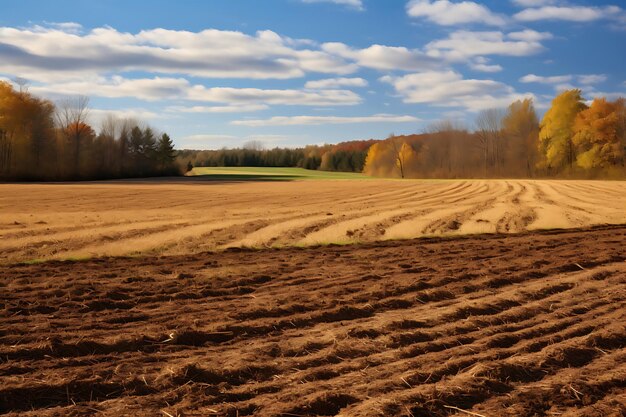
[182,90,626,179]
[2,80,625,181]
[364,91,625,179]
[0,81,177,181]
[178,140,377,173]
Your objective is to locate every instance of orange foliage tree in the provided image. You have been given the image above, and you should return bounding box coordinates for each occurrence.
[573,98,625,170]
[0,81,56,179]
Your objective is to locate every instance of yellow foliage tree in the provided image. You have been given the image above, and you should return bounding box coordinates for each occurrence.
[364,141,394,177]
[364,136,421,178]
[572,98,625,170]
[538,89,587,172]
[397,142,419,178]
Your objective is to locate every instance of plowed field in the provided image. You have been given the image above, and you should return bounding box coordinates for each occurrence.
[1,226,625,416]
[1,179,625,263]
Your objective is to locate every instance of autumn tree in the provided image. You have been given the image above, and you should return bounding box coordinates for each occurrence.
[475,109,505,177]
[617,98,626,167]
[572,98,625,170]
[55,96,91,177]
[539,89,587,173]
[0,81,56,179]
[65,121,96,177]
[386,135,408,178]
[397,142,419,178]
[502,99,539,177]
[363,140,397,177]
[424,120,469,177]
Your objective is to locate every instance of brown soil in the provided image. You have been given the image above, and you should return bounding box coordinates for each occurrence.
[1,226,625,416]
[1,180,624,264]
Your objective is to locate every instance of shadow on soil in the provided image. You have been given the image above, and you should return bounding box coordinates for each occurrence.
[182,173,301,182]
[1,174,302,185]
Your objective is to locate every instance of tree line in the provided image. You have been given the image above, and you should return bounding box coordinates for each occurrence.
[181,90,625,179]
[0,81,178,181]
[364,90,626,179]
[178,140,377,173]
[4,80,623,180]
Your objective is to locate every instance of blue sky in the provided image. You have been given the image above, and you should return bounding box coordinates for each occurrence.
[1,0,625,149]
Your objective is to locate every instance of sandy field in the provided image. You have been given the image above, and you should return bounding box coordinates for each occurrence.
[1,226,625,416]
[0,179,625,263]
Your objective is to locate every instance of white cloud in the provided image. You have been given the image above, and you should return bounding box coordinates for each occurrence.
[469,58,503,72]
[177,134,239,150]
[183,134,238,141]
[511,0,559,7]
[231,114,419,126]
[586,91,626,101]
[514,5,622,22]
[554,83,576,92]
[0,25,357,83]
[578,74,607,85]
[322,42,442,71]
[42,21,83,34]
[30,76,192,101]
[381,70,535,111]
[187,86,361,106]
[520,73,607,86]
[30,76,362,106]
[177,134,303,150]
[300,0,364,10]
[425,30,547,61]
[507,29,553,42]
[305,77,368,89]
[167,104,269,113]
[406,0,507,26]
[520,74,573,84]
[470,64,503,72]
[88,108,160,128]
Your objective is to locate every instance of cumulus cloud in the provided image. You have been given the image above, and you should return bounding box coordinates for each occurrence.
[300,0,364,10]
[514,5,623,22]
[41,21,83,34]
[30,76,362,106]
[520,73,607,86]
[507,29,553,42]
[578,74,607,85]
[381,70,535,111]
[520,74,573,84]
[177,134,239,150]
[183,134,238,141]
[406,0,507,26]
[469,63,503,72]
[0,25,357,82]
[231,114,419,126]
[305,77,368,89]
[469,57,503,73]
[322,42,442,71]
[88,108,160,127]
[187,86,362,106]
[511,0,559,6]
[30,77,192,101]
[177,134,302,150]
[166,104,269,113]
[585,91,626,101]
[425,30,548,61]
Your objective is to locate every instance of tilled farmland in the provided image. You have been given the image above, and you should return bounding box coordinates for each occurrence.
[1,226,625,416]
[1,179,625,264]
